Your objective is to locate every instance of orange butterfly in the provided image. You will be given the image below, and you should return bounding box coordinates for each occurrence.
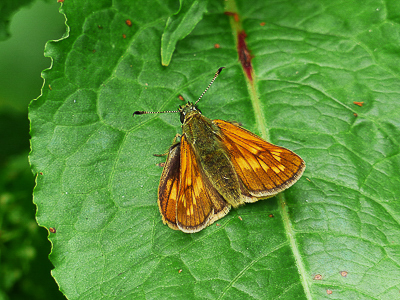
[134,68,305,233]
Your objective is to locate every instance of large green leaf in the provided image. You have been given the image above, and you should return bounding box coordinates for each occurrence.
[29,0,400,299]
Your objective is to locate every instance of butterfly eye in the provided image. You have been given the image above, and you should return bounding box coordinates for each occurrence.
[180,111,185,123]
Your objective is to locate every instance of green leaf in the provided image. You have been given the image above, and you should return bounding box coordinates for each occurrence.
[161,0,209,66]
[29,0,400,299]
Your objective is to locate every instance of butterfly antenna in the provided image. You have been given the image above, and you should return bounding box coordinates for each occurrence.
[133,67,225,116]
[133,109,179,116]
[194,67,225,105]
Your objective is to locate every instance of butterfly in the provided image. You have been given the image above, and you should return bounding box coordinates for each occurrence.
[134,68,305,233]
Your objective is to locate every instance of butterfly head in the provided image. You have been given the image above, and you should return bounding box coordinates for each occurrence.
[179,102,201,123]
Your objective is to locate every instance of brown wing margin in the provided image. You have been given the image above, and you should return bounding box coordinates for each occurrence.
[176,135,230,233]
[213,120,305,198]
[158,143,181,230]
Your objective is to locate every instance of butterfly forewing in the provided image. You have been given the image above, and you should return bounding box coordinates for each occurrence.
[214,120,305,198]
[176,135,230,233]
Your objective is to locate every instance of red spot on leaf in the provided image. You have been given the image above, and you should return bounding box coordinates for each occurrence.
[340,271,348,277]
[260,22,266,26]
[214,43,220,49]
[238,31,253,81]
[49,227,56,233]
[125,19,132,27]
[353,101,364,107]
[224,12,239,22]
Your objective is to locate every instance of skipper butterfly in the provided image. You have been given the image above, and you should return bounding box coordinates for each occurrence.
[134,68,305,233]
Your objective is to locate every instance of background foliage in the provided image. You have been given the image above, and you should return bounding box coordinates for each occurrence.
[25,0,400,299]
[0,1,65,299]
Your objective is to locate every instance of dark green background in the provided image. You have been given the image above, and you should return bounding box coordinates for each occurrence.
[0,1,65,299]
